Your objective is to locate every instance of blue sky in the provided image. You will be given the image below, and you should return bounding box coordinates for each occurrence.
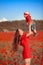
[0,0,43,20]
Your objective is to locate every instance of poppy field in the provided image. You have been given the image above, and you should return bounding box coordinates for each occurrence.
[0,31,43,65]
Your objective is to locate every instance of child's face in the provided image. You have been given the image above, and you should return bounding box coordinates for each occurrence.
[24,14,28,18]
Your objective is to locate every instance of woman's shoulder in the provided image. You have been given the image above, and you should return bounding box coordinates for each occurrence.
[21,32,27,40]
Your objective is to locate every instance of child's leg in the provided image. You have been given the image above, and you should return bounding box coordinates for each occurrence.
[31,21,37,36]
[27,22,33,37]
[29,23,32,33]
[24,58,31,65]
[33,29,37,33]
[26,22,32,33]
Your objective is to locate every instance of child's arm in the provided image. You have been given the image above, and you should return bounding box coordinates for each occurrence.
[26,32,33,37]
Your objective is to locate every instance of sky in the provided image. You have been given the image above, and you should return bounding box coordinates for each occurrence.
[0,0,43,21]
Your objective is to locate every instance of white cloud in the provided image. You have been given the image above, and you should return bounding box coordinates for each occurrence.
[0,17,8,22]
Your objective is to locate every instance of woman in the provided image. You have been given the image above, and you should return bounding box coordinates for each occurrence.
[12,29,31,65]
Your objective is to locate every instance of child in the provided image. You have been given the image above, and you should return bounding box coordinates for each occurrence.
[13,29,31,65]
[24,11,37,36]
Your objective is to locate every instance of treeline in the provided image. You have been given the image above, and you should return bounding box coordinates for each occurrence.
[0,20,43,31]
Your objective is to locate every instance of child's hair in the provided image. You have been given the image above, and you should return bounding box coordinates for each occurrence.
[12,29,21,51]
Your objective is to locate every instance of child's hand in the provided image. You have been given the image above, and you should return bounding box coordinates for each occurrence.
[27,23,29,25]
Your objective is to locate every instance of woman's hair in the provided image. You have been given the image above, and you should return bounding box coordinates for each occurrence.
[12,29,21,51]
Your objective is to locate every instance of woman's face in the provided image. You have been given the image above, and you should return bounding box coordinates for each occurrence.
[18,29,24,36]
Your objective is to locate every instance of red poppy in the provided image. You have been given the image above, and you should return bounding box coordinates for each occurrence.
[33,55,37,59]
[0,60,2,62]
[3,61,7,65]
[0,64,3,65]
[14,62,18,65]
[7,60,12,64]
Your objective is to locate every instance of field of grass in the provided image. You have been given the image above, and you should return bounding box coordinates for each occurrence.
[0,31,43,65]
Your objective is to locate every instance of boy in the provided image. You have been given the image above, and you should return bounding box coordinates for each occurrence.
[24,11,37,36]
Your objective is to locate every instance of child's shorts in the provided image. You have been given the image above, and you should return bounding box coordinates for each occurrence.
[31,21,36,31]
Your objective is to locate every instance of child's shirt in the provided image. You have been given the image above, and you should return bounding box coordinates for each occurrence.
[25,15,32,24]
